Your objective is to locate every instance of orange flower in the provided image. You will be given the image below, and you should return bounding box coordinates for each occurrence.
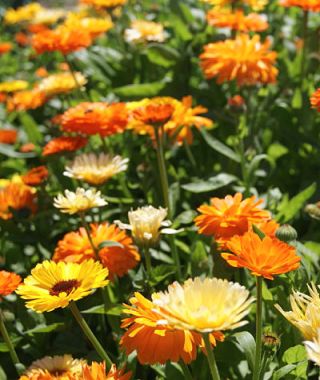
[15,32,30,46]
[310,88,320,111]
[53,223,140,280]
[0,270,21,296]
[20,143,36,153]
[222,231,301,279]
[200,34,278,86]
[22,166,48,186]
[207,9,268,32]
[61,102,128,137]
[195,192,271,243]
[82,362,131,380]
[132,98,175,126]
[0,42,12,54]
[42,136,88,156]
[7,89,47,112]
[228,95,245,108]
[35,67,49,78]
[120,292,224,364]
[0,183,37,220]
[0,93,6,103]
[28,24,49,34]
[280,0,320,11]
[0,129,17,144]
[32,25,92,55]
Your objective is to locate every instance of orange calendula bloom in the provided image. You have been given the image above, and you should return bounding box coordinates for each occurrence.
[80,0,126,8]
[310,88,320,111]
[120,292,224,364]
[42,136,88,156]
[82,362,131,380]
[222,231,301,279]
[228,94,245,108]
[200,34,278,86]
[64,15,113,39]
[195,192,271,244]
[0,42,13,54]
[0,183,37,220]
[22,166,49,186]
[53,223,140,280]
[0,270,21,296]
[15,32,30,46]
[61,102,128,137]
[207,9,268,32]
[20,143,36,153]
[32,25,92,55]
[7,89,47,112]
[280,0,320,11]
[0,129,17,144]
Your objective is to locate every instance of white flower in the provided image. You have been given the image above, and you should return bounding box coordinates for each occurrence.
[124,20,166,44]
[304,330,320,366]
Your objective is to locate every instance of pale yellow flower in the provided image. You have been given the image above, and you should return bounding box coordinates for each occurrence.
[201,0,267,11]
[32,8,66,25]
[38,72,86,97]
[152,277,254,333]
[64,153,128,186]
[304,330,320,366]
[4,3,43,24]
[0,80,29,93]
[275,283,320,340]
[53,188,107,215]
[124,20,166,44]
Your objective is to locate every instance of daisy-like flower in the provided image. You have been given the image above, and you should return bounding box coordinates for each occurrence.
[207,9,269,32]
[120,292,224,364]
[61,102,128,137]
[304,330,320,366]
[4,3,43,24]
[0,129,17,144]
[54,188,107,215]
[31,8,66,25]
[64,153,129,186]
[38,72,87,97]
[21,166,49,187]
[0,183,37,220]
[80,0,126,8]
[275,283,320,340]
[16,259,109,313]
[124,20,166,44]
[222,231,301,279]
[0,270,21,297]
[42,136,88,156]
[116,206,178,248]
[201,0,267,11]
[195,192,271,246]
[200,34,278,86]
[82,362,132,380]
[0,80,29,93]
[6,88,47,112]
[310,88,320,111]
[280,0,320,11]
[19,354,86,380]
[65,15,113,39]
[53,223,140,280]
[152,277,254,333]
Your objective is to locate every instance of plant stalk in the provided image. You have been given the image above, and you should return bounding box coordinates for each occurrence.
[180,360,194,380]
[253,276,263,380]
[202,333,221,380]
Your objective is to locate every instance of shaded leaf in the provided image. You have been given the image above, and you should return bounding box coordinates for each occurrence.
[182,173,237,193]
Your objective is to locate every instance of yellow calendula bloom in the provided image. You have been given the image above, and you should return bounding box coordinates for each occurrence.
[124,20,166,44]
[54,188,107,215]
[4,3,43,24]
[64,15,113,38]
[16,260,109,313]
[64,153,129,186]
[153,277,254,333]
[0,80,29,93]
[0,174,24,188]
[32,8,66,25]
[201,0,267,11]
[80,0,126,8]
[275,283,320,340]
[19,354,86,380]
[304,330,320,366]
[38,72,87,97]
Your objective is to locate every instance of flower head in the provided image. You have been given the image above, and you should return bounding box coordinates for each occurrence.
[200,34,278,86]
[153,277,254,333]
[0,80,29,93]
[38,72,87,97]
[222,231,301,279]
[7,89,47,112]
[280,0,320,11]
[82,362,131,380]
[304,331,320,366]
[54,188,107,215]
[311,88,320,111]
[22,166,49,187]
[53,223,140,280]
[64,153,129,186]
[31,8,66,25]
[80,0,126,8]
[4,3,43,24]
[201,0,267,11]
[16,259,109,312]
[65,15,113,38]
[19,354,86,380]
[0,43,12,55]
[0,270,21,297]
[61,102,128,137]
[42,136,88,156]
[125,20,166,44]
[275,283,320,340]
[0,129,17,144]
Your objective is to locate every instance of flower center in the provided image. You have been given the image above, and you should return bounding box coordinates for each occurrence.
[50,279,80,296]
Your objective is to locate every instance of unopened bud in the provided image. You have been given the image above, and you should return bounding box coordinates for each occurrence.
[275,224,298,242]
[305,203,320,220]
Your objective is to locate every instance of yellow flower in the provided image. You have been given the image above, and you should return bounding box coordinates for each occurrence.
[54,188,107,215]
[64,15,113,38]
[38,72,87,97]
[124,20,166,44]
[200,0,267,11]
[0,174,24,188]
[152,277,254,333]
[275,283,320,340]
[19,354,86,379]
[0,80,29,93]
[304,331,320,366]
[64,153,129,185]
[4,3,43,24]
[16,260,109,313]
[32,8,66,25]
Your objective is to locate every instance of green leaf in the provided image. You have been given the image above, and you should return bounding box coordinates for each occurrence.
[0,144,36,158]
[82,304,123,316]
[145,44,179,68]
[113,82,166,98]
[282,345,307,364]
[200,129,240,163]
[0,337,22,352]
[182,173,237,193]
[97,240,124,250]
[150,265,175,286]
[25,323,64,334]
[0,365,7,380]
[273,364,296,380]
[233,331,256,371]
[262,281,273,301]
[19,112,43,143]
[267,143,289,161]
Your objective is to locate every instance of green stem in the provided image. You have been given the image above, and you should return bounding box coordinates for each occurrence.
[183,138,196,168]
[169,235,182,281]
[253,277,263,380]
[300,10,309,85]
[62,53,89,101]
[180,360,193,380]
[79,213,99,259]
[202,333,221,380]
[144,246,152,279]
[69,301,112,369]
[0,309,23,375]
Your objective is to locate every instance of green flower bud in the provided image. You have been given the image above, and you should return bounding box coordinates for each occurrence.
[275,224,298,243]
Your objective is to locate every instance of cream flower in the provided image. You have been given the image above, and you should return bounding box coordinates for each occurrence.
[32,8,66,25]
[304,330,320,366]
[38,72,87,97]
[124,20,166,44]
[64,153,129,185]
[152,277,254,333]
[54,188,107,215]
[275,283,320,340]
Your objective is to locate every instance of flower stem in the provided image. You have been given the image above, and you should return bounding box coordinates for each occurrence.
[180,361,194,380]
[253,276,263,380]
[202,333,221,380]
[300,10,309,85]
[79,213,99,258]
[144,246,152,279]
[62,53,89,101]
[0,309,23,375]
[69,301,112,369]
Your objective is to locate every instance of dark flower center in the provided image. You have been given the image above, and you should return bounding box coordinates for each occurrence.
[50,279,80,296]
